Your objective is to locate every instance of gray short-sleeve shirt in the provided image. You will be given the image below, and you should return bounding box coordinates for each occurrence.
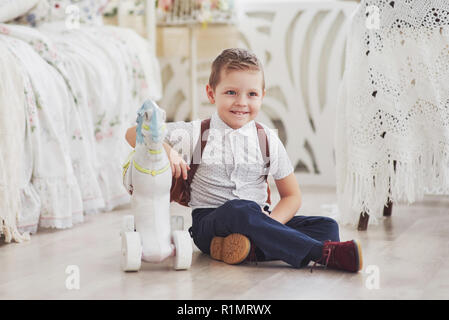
[165,111,293,209]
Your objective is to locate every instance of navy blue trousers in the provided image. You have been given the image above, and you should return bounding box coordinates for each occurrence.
[189,199,340,268]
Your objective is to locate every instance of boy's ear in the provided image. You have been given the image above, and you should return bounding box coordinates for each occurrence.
[262,89,266,99]
[206,84,215,104]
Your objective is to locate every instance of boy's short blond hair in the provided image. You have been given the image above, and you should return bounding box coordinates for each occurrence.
[209,48,265,91]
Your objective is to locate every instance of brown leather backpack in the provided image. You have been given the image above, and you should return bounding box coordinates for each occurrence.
[169,118,271,207]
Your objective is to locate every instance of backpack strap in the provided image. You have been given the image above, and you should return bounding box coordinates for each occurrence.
[255,122,270,174]
[255,122,271,204]
[169,118,211,206]
[186,118,211,186]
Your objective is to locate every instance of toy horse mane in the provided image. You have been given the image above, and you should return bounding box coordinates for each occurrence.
[136,100,161,145]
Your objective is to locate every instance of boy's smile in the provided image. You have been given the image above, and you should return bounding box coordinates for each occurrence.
[206,69,266,129]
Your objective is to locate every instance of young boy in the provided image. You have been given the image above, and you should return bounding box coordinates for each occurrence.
[126,48,363,272]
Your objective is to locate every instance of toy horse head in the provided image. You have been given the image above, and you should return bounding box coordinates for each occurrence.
[136,99,167,145]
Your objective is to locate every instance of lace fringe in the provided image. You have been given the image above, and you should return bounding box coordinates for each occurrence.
[0,187,31,243]
[337,147,449,227]
[0,214,31,244]
[1,222,31,243]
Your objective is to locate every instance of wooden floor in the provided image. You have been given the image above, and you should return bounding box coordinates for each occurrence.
[1,186,448,300]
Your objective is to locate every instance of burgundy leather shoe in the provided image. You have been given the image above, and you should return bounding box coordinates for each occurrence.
[311,240,363,273]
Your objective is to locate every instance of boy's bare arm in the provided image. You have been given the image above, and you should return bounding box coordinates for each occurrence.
[269,173,302,224]
[125,125,189,179]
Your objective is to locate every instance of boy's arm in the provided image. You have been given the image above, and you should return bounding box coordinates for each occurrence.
[268,173,302,224]
[125,125,190,179]
[125,125,137,148]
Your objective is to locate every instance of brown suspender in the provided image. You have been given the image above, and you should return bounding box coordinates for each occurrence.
[169,118,271,207]
[255,122,272,204]
[185,118,211,187]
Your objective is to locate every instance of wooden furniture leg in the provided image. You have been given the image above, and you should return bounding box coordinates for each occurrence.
[358,200,393,231]
[383,200,393,216]
[358,212,369,231]
[357,160,396,231]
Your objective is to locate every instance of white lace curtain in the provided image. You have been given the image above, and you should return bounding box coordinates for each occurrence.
[336,0,449,226]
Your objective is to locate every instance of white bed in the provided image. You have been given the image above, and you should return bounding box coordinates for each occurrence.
[0,0,161,241]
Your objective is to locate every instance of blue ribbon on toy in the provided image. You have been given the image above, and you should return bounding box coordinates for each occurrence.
[136,100,161,144]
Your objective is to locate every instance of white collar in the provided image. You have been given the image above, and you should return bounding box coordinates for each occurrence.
[210,111,255,137]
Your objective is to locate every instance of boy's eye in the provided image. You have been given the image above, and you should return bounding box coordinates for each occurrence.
[249,92,258,97]
[225,90,236,95]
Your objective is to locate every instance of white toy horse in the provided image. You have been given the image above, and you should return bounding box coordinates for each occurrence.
[121,100,192,271]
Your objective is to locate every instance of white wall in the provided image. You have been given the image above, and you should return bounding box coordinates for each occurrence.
[157,0,359,186]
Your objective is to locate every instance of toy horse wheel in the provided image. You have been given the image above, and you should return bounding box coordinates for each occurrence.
[121,232,142,272]
[172,230,192,270]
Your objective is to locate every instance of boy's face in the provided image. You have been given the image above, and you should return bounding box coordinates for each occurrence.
[206,69,265,129]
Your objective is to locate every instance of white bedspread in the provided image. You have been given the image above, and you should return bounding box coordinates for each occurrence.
[0,40,31,242]
[0,22,161,237]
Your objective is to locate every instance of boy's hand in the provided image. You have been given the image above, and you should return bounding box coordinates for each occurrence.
[127,127,190,179]
[165,145,190,180]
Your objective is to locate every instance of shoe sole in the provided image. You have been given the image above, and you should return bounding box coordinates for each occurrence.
[353,240,363,272]
[210,233,251,265]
